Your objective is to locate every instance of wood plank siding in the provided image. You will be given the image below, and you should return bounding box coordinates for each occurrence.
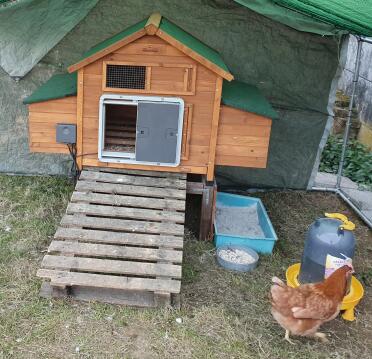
[28,97,77,154]
[215,105,272,168]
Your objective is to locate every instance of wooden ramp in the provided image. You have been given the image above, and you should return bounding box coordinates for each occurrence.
[37,167,186,307]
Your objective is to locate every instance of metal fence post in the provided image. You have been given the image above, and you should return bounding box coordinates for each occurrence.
[336,36,362,189]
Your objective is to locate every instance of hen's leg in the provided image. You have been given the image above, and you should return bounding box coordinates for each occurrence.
[284,330,295,345]
[314,332,329,343]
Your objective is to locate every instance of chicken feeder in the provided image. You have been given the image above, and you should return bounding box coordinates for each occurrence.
[299,213,356,284]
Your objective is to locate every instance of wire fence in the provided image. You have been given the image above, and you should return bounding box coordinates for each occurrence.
[314,35,372,229]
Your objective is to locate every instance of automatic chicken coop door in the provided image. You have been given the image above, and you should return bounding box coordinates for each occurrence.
[99,95,184,166]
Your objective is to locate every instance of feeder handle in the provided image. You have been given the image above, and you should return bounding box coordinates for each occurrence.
[325,213,356,231]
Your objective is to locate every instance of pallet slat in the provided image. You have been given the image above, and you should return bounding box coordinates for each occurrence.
[37,269,181,293]
[54,227,184,248]
[76,181,186,199]
[84,167,186,179]
[79,170,186,189]
[67,202,184,223]
[42,255,182,278]
[71,191,185,211]
[48,240,183,263]
[61,214,184,236]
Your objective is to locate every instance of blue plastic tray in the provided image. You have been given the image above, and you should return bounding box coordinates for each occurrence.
[214,192,278,254]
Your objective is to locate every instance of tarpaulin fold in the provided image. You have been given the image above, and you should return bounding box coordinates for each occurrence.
[234,0,372,37]
[0,0,98,77]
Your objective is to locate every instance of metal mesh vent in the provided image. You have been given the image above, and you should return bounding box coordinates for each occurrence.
[106,64,146,89]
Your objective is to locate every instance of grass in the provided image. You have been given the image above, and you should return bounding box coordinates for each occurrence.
[0,175,371,358]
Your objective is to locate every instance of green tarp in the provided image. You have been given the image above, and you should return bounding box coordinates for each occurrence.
[234,0,342,36]
[1,0,372,78]
[274,0,372,37]
[0,0,342,189]
[0,0,98,77]
[234,0,372,36]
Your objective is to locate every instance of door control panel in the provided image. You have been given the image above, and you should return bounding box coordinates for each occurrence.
[56,124,76,144]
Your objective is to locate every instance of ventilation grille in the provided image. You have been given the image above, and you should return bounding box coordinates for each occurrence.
[106,65,146,89]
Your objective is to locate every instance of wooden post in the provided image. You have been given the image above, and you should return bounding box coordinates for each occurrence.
[206,76,223,181]
[199,177,217,241]
[76,69,84,169]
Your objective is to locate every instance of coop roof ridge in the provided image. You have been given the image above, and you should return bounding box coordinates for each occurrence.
[145,12,162,34]
[67,13,233,81]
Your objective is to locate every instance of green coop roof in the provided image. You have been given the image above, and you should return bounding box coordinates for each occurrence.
[68,13,233,80]
[222,80,278,119]
[158,17,230,75]
[23,72,77,104]
[75,18,148,64]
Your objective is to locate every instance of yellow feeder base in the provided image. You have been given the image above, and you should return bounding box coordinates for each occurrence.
[286,263,364,321]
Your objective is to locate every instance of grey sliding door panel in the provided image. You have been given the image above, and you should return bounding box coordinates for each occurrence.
[135,101,180,164]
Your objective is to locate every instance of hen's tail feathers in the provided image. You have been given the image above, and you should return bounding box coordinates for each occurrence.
[272,276,285,286]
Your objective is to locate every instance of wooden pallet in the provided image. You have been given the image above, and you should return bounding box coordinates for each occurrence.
[37,167,186,307]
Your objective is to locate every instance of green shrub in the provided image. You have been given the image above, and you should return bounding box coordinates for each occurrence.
[320,135,372,186]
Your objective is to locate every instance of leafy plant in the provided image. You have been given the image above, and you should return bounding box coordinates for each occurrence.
[320,135,372,187]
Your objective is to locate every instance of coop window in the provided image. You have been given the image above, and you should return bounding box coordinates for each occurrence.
[106,64,146,90]
[103,61,196,95]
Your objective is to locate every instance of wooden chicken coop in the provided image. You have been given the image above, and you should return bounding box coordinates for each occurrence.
[24,13,277,307]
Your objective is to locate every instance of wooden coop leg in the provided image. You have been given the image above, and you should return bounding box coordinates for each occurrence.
[199,178,217,241]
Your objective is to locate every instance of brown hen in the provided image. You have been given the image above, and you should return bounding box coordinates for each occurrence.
[270,265,353,344]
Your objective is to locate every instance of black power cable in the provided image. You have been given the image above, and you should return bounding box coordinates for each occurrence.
[66,143,80,185]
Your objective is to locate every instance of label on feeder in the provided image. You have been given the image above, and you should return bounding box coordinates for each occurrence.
[325,254,352,279]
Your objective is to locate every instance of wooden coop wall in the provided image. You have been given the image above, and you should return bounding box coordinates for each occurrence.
[216,105,272,168]
[28,97,77,154]
[80,35,220,175]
